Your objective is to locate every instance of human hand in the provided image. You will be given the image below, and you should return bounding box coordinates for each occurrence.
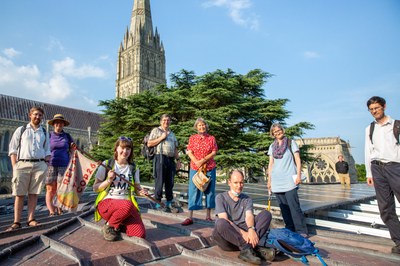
[71,142,77,150]
[107,171,115,182]
[138,187,149,196]
[246,229,259,248]
[367,177,374,186]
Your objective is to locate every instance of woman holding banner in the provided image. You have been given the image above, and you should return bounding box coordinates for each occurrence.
[46,114,74,216]
[93,137,148,241]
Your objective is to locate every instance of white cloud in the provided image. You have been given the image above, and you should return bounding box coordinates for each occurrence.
[202,0,259,30]
[46,37,65,52]
[52,57,106,79]
[0,54,106,110]
[3,48,21,58]
[303,51,320,59]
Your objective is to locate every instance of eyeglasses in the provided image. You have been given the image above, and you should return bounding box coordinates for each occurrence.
[368,106,383,112]
[119,136,132,142]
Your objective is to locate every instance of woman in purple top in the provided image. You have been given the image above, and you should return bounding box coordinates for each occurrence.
[45,114,74,216]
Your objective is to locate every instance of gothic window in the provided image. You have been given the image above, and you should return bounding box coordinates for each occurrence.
[128,55,131,76]
[146,58,150,75]
[2,131,9,152]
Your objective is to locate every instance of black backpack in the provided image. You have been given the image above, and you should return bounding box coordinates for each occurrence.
[141,133,155,160]
[369,120,400,145]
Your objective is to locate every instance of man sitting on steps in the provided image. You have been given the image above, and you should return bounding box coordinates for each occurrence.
[212,169,275,265]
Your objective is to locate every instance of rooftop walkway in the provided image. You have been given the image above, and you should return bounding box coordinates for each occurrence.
[1,182,399,265]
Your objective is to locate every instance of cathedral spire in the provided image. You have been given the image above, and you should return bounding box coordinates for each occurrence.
[130,0,153,40]
[116,0,166,98]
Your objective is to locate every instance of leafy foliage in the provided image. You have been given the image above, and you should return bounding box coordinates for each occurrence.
[91,69,314,181]
[355,164,367,182]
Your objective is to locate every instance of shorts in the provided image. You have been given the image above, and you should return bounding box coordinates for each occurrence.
[12,161,48,196]
[45,166,68,185]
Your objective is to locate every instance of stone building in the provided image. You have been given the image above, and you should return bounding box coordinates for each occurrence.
[295,137,358,184]
[116,0,166,98]
[0,94,102,194]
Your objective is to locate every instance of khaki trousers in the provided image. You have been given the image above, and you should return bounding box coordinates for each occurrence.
[338,173,351,189]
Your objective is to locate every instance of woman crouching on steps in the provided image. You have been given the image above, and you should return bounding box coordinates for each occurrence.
[93,137,148,241]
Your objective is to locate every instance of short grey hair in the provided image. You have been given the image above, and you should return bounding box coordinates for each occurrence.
[269,123,285,137]
[194,117,209,132]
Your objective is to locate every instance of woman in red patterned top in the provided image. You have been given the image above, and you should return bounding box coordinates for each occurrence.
[182,118,218,225]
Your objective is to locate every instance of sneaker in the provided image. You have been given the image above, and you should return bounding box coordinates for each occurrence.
[238,248,261,265]
[162,206,172,213]
[255,246,275,261]
[102,224,118,241]
[392,244,400,254]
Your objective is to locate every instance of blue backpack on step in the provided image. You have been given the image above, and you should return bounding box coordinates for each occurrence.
[264,228,327,266]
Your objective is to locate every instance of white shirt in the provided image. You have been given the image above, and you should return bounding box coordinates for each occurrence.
[364,116,400,177]
[8,123,51,159]
[95,161,140,200]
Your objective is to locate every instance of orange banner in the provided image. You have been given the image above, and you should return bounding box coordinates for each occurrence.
[55,149,98,211]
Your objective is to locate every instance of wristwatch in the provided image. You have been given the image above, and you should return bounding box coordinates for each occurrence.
[249,226,255,231]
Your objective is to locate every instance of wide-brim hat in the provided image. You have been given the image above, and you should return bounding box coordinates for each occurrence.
[48,114,70,126]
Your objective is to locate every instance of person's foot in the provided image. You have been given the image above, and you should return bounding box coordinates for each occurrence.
[205,217,213,222]
[181,218,193,226]
[392,244,400,254]
[238,248,261,265]
[254,246,275,261]
[102,224,118,241]
[6,222,21,231]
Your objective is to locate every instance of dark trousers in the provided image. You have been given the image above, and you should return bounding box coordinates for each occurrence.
[275,188,308,234]
[371,162,400,245]
[154,155,175,202]
[212,210,272,251]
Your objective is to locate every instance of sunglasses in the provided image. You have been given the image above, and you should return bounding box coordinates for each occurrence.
[119,136,132,142]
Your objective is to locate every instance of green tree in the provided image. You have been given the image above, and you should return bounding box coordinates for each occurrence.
[355,164,367,182]
[91,69,314,181]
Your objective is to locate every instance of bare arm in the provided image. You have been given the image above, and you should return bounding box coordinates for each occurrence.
[267,156,274,191]
[294,151,302,185]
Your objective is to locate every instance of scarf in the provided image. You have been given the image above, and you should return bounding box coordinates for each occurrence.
[272,137,288,159]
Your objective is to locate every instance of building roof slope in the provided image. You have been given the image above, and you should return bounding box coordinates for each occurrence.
[0,94,102,131]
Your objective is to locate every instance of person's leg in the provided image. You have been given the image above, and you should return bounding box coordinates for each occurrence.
[153,156,164,202]
[14,195,25,224]
[164,157,175,203]
[46,183,57,215]
[373,163,400,246]
[212,219,249,251]
[285,188,308,234]
[345,173,351,189]
[204,168,216,214]
[123,204,146,238]
[98,199,134,229]
[27,194,39,223]
[275,192,295,231]
[254,210,272,239]
[338,174,345,188]
[186,168,200,220]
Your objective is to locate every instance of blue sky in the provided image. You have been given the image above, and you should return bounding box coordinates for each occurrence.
[1,0,399,163]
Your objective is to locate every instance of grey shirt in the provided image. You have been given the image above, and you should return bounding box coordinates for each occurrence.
[215,191,253,230]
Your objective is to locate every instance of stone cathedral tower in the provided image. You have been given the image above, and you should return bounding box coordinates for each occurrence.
[116,0,166,98]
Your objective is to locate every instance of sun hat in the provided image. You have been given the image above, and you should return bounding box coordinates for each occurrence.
[48,114,70,126]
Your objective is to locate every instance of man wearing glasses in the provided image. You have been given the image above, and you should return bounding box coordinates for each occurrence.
[365,96,400,255]
[147,114,181,212]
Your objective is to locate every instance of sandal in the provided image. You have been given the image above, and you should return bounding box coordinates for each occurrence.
[181,218,193,226]
[49,213,56,217]
[5,222,21,231]
[27,219,39,227]
[55,207,63,215]
[205,217,213,222]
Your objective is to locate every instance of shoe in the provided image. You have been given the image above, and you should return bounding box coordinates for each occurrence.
[102,224,118,241]
[238,248,261,265]
[205,217,213,222]
[392,244,400,254]
[154,203,161,209]
[5,222,21,231]
[181,218,193,226]
[27,219,39,227]
[163,206,172,213]
[255,246,275,261]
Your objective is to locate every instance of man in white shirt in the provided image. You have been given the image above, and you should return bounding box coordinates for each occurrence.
[7,106,51,231]
[365,96,400,254]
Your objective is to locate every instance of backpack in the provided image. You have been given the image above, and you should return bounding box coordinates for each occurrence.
[369,120,400,145]
[263,228,327,266]
[141,133,155,160]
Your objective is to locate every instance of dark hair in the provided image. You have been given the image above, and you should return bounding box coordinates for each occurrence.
[228,169,244,180]
[113,138,133,163]
[366,96,386,108]
[30,106,44,115]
